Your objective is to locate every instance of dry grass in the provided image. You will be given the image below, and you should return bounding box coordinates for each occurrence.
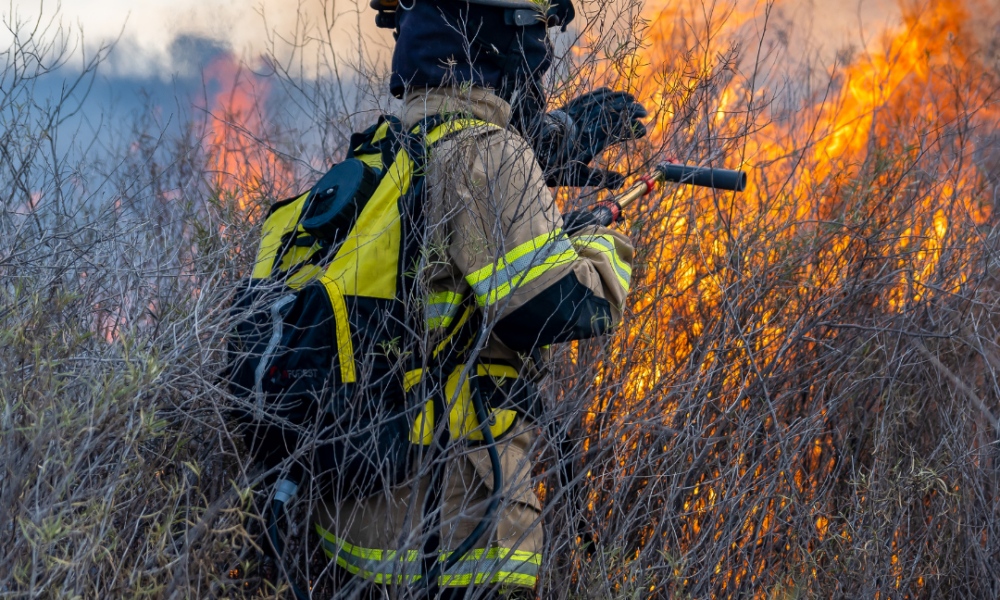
[2,0,999,598]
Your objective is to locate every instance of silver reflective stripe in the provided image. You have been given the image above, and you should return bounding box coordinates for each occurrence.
[442,552,539,579]
[318,536,423,579]
[468,237,574,300]
[425,301,459,320]
[254,293,297,419]
[579,235,631,287]
[318,535,539,584]
[424,300,461,324]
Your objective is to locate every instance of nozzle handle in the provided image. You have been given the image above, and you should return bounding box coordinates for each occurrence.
[657,163,747,191]
[591,201,621,227]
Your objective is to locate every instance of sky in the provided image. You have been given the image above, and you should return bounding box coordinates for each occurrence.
[27,0,899,81]
[14,0,391,80]
[4,0,902,159]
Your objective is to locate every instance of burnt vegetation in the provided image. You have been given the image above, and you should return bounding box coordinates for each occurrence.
[2,0,1000,598]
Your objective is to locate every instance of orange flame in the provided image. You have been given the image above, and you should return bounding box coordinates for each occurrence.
[204,54,292,215]
[579,0,997,595]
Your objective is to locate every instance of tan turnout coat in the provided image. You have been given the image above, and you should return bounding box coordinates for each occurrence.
[314,86,634,589]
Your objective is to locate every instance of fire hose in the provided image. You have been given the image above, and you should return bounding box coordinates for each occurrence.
[592,162,748,226]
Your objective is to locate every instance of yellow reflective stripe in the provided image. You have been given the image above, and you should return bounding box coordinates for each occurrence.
[252,192,311,279]
[432,306,473,359]
[466,230,578,306]
[315,524,421,584]
[403,368,424,392]
[427,290,462,304]
[314,524,539,587]
[409,400,435,445]
[425,314,456,329]
[455,547,541,564]
[573,233,631,292]
[438,545,541,585]
[316,524,420,563]
[477,363,518,380]
[320,275,356,383]
[424,118,499,144]
[449,572,537,586]
[425,290,464,330]
[404,368,435,445]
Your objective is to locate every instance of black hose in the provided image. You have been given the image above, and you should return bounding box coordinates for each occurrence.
[418,380,504,589]
[269,498,311,600]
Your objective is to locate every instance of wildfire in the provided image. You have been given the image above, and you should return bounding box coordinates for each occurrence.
[204,54,291,215]
[190,2,993,594]
[577,0,998,596]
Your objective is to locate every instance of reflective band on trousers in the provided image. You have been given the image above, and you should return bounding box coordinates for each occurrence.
[315,524,540,587]
[465,229,578,306]
[572,233,631,292]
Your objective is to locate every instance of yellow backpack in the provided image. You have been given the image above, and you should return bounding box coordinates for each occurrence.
[227,114,504,494]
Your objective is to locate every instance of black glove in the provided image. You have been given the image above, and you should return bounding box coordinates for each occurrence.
[561,202,623,236]
[534,88,648,188]
[548,163,625,189]
[561,88,648,164]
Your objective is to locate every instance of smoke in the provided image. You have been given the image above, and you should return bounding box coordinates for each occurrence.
[3,0,392,80]
[0,0,918,169]
[4,0,908,84]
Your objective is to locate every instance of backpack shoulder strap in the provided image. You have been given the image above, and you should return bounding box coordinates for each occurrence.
[347,115,404,175]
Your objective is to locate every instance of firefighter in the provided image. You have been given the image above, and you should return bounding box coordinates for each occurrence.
[311,0,645,596]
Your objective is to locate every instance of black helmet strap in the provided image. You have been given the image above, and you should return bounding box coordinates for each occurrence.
[377,0,574,31]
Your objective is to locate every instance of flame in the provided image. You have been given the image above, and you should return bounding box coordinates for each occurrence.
[576,0,997,595]
[204,54,291,216]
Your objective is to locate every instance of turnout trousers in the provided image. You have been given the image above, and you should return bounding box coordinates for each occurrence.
[314,430,543,592]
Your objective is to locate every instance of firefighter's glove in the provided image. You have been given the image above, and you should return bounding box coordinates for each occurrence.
[562,88,648,161]
[535,88,647,189]
[548,162,625,189]
[562,202,622,236]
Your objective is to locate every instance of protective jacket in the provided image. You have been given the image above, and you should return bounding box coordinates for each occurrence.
[314,85,633,589]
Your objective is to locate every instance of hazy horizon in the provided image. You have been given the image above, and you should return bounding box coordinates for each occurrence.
[15,0,899,82]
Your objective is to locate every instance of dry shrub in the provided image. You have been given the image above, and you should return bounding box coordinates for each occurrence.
[0,11,286,596]
[541,0,1000,598]
[2,0,999,598]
